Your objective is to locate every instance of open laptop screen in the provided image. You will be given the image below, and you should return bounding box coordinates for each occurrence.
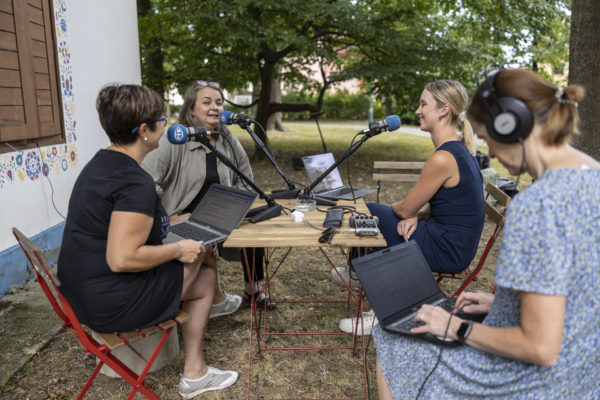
[302,153,344,193]
[190,184,257,231]
[352,242,442,321]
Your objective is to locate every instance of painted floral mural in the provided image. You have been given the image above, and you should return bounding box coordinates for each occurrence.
[0,0,77,188]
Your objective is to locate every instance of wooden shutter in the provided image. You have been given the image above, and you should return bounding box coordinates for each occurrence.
[0,0,63,146]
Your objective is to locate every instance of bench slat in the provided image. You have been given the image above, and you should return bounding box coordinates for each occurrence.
[95,332,125,350]
[373,173,421,182]
[120,330,143,344]
[374,161,425,169]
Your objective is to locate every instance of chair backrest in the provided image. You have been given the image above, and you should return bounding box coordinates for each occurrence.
[12,227,114,350]
[439,182,511,297]
[12,228,190,399]
[12,227,69,324]
[373,161,425,202]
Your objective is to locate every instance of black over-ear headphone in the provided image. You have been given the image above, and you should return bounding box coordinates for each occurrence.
[480,69,533,143]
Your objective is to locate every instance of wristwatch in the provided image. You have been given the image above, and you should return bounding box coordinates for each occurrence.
[456,320,474,344]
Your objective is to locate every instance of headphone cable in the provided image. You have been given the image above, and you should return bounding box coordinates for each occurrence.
[414,314,453,399]
[515,137,526,188]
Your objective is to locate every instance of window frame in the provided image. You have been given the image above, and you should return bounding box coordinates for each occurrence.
[0,0,64,154]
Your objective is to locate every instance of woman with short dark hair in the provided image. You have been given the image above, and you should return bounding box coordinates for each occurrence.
[58,84,238,398]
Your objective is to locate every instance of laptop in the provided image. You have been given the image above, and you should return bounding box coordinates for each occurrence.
[164,184,257,246]
[351,241,485,343]
[301,153,376,200]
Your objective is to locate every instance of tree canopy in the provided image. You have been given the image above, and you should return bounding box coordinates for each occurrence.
[138,0,570,152]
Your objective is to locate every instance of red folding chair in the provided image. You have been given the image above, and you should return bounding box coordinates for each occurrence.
[12,227,189,400]
[435,183,511,297]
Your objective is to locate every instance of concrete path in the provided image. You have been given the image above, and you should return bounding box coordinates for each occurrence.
[0,266,62,387]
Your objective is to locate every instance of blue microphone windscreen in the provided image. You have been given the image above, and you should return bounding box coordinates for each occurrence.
[385,115,401,131]
[167,124,188,144]
[219,111,233,125]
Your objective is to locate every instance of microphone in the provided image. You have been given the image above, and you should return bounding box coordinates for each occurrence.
[219,111,250,126]
[359,115,401,136]
[167,124,220,144]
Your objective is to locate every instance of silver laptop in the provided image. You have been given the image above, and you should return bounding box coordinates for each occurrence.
[301,153,376,200]
[351,241,485,343]
[164,184,257,245]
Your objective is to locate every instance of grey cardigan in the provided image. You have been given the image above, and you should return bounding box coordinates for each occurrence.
[142,127,254,216]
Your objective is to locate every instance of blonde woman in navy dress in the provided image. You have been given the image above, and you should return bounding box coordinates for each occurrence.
[375,69,600,399]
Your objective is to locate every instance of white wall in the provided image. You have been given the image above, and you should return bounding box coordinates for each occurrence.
[0,0,141,251]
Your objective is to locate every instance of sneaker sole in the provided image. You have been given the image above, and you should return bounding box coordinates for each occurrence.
[179,373,238,398]
[209,299,242,318]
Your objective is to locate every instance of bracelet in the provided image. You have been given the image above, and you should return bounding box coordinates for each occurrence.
[175,242,182,259]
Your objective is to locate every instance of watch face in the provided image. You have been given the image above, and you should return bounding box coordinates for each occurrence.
[457,321,473,343]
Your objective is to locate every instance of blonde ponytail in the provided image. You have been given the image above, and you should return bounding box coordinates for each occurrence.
[460,112,476,156]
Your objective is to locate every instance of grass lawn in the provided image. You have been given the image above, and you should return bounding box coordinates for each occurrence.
[0,120,529,400]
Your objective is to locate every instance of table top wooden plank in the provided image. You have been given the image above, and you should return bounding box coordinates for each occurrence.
[223,199,387,248]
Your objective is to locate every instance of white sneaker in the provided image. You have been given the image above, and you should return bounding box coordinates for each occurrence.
[330,266,360,288]
[178,366,238,398]
[209,292,242,318]
[339,310,378,335]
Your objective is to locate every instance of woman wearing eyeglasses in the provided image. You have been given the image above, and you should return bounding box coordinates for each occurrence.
[58,84,238,398]
[143,80,276,316]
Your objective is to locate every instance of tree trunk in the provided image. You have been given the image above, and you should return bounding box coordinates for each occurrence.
[267,77,285,131]
[569,0,600,159]
[137,0,165,96]
[384,96,393,117]
[253,60,276,159]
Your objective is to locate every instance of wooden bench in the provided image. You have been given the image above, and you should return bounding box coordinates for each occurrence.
[373,161,425,202]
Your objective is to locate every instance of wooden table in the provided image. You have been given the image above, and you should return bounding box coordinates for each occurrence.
[223,199,386,400]
[224,199,386,248]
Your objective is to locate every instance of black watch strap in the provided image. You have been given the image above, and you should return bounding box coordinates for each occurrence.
[457,320,474,344]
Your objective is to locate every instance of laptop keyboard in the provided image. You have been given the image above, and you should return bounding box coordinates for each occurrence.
[389,299,456,331]
[327,187,353,196]
[170,223,221,243]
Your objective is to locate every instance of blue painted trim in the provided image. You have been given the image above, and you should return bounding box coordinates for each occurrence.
[0,222,65,298]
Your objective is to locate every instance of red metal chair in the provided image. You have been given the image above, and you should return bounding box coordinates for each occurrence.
[12,227,189,400]
[435,182,511,297]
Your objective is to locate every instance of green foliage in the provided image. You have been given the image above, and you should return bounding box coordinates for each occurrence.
[139,0,570,132]
[281,90,386,121]
[1,371,10,387]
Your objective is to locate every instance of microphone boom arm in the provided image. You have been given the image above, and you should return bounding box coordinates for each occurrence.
[198,135,282,223]
[241,122,300,198]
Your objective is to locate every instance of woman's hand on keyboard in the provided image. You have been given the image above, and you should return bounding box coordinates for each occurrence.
[410,304,462,341]
[169,213,191,224]
[454,291,494,314]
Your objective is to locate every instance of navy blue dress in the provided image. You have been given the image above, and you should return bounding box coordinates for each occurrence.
[368,141,484,273]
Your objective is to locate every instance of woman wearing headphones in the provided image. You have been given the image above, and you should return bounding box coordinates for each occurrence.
[375,69,600,399]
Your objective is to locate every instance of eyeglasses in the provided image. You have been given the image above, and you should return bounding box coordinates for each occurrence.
[156,115,168,127]
[194,80,221,89]
[131,115,168,134]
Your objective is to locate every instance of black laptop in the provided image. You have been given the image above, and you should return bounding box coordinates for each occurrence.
[164,184,257,245]
[302,153,376,200]
[351,241,485,343]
